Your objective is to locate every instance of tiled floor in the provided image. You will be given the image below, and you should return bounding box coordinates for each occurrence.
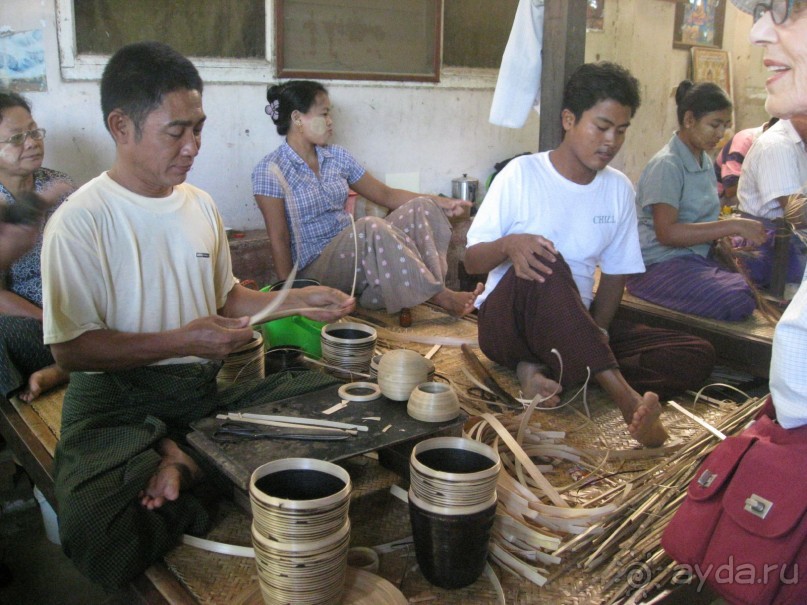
[0,445,135,605]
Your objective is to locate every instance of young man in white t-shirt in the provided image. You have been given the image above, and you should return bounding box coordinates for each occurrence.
[466,62,716,448]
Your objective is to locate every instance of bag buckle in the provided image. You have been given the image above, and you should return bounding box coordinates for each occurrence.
[697,469,716,488]
[744,494,773,519]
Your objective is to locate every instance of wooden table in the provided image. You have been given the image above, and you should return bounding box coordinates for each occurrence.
[187,383,466,493]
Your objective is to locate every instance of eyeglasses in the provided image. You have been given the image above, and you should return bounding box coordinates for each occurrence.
[0,128,46,146]
[753,0,797,24]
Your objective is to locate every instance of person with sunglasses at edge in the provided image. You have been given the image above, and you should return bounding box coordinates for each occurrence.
[730,0,807,432]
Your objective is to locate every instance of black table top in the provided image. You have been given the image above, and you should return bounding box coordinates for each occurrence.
[187,383,466,491]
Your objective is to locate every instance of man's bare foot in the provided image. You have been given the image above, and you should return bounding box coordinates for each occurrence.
[626,393,669,448]
[18,365,70,403]
[516,361,562,407]
[430,282,484,317]
[139,438,202,510]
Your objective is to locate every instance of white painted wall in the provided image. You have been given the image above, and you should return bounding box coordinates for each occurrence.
[585,0,769,182]
[2,0,768,230]
[1,0,539,230]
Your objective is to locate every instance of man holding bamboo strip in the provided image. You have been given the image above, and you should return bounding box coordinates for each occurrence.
[40,42,354,590]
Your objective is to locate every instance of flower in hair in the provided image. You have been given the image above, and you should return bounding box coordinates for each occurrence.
[265,99,280,121]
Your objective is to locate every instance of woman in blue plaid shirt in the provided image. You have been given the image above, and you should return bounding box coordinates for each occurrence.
[252,80,483,317]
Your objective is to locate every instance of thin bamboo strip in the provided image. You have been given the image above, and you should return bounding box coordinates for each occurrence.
[489,543,549,587]
[480,413,567,507]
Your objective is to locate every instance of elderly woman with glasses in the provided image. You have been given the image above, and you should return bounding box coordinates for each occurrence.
[728,0,807,433]
[0,91,74,402]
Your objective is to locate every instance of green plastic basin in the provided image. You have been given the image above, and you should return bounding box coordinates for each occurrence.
[259,280,324,358]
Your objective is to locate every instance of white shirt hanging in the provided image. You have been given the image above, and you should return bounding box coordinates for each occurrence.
[489,0,545,128]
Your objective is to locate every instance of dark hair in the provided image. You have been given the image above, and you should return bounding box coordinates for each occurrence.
[265,80,328,136]
[0,90,31,123]
[100,41,203,137]
[562,62,641,121]
[674,80,732,126]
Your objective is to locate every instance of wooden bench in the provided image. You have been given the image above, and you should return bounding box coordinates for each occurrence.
[616,291,775,379]
[0,391,196,604]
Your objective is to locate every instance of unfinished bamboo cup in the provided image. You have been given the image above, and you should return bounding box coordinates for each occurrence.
[249,458,352,605]
[409,436,500,509]
[251,519,350,605]
[320,322,377,375]
[408,436,500,589]
[249,458,351,542]
[377,349,432,401]
[217,330,265,386]
[407,381,460,422]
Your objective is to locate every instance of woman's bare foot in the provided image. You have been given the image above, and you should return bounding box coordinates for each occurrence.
[626,393,669,448]
[430,282,484,317]
[18,365,70,402]
[516,361,562,407]
[139,438,202,510]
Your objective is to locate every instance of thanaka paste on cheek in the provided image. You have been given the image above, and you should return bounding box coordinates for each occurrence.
[309,116,328,136]
[0,145,18,163]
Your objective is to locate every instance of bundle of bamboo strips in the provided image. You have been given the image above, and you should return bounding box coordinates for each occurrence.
[464,409,610,585]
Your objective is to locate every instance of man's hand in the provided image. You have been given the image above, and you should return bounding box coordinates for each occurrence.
[501,233,558,282]
[292,286,356,322]
[180,315,255,360]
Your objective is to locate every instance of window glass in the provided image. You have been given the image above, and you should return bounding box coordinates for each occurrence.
[277,0,440,81]
[74,0,265,58]
[443,0,518,68]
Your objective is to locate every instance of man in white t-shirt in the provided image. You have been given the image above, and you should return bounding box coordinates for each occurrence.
[466,62,716,448]
[40,42,354,590]
[736,116,807,286]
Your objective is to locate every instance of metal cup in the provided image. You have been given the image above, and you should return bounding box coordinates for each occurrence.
[451,174,478,203]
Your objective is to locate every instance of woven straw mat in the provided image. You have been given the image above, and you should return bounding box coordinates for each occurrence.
[163,304,752,605]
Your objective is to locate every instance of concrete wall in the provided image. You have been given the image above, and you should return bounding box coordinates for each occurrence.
[585,0,769,181]
[2,0,767,230]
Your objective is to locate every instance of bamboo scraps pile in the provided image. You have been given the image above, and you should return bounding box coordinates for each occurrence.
[465,411,617,589]
[465,392,766,603]
[552,395,766,604]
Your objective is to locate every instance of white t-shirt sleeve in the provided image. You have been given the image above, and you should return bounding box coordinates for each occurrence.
[466,160,524,308]
[770,275,807,429]
[42,205,108,344]
[466,163,515,248]
[599,177,645,276]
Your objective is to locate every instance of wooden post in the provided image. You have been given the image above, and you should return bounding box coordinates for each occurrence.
[538,0,587,151]
[769,217,790,299]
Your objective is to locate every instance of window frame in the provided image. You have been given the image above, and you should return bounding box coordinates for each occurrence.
[55,0,498,89]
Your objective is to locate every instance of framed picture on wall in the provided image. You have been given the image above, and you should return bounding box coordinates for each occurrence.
[673,0,725,50]
[587,0,605,32]
[691,47,731,96]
